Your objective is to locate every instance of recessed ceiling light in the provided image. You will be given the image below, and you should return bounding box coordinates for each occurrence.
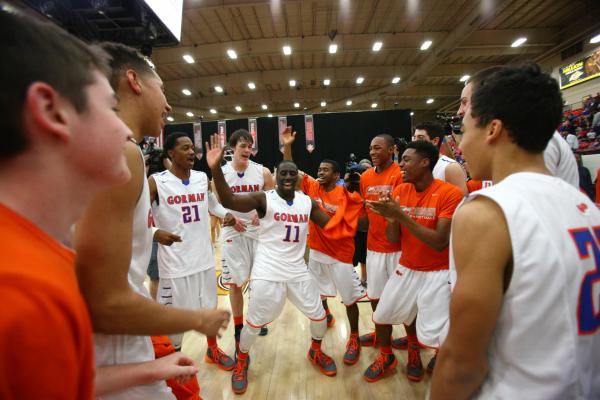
[410,112,414,116]
[294,102,300,108]
[371,103,378,108]
[323,79,331,86]
[372,41,383,52]
[182,89,192,96]
[183,54,195,63]
[459,75,470,82]
[426,98,434,104]
[214,85,223,93]
[210,108,217,114]
[320,101,327,107]
[420,40,432,51]
[392,76,401,84]
[511,37,527,47]
[227,49,238,59]
[329,44,338,54]
[186,111,194,117]
[268,113,273,118]
[356,76,364,84]
[261,104,268,110]
[167,116,174,122]
[247,82,256,90]
[591,34,600,44]
[346,100,353,106]
[289,79,296,87]
[235,105,242,112]
[283,45,292,55]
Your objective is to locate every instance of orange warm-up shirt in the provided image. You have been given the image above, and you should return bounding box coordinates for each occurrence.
[301,175,364,264]
[392,179,463,271]
[466,179,493,193]
[0,204,94,399]
[360,163,404,253]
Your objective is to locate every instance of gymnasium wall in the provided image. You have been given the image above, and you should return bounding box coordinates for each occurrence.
[164,109,412,178]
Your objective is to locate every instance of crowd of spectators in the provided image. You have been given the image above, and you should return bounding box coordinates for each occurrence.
[558,92,600,152]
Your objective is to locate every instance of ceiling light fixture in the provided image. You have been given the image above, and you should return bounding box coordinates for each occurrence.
[329,43,338,54]
[511,37,527,47]
[268,113,273,117]
[372,41,383,52]
[371,103,378,108]
[346,100,353,106]
[459,75,470,82]
[167,116,174,122]
[289,79,296,87]
[420,40,432,51]
[210,108,217,114]
[320,101,327,107]
[426,98,434,104]
[261,104,268,110]
[186,111,194,117]
[182,89,192,96]
[235,105,242,112]
[410,112,414,116]
[392,76,401,84]
[323,79,331,86]
[227,49,238,59]
[294,102,300,108]
[283,45,292,55]
[182,54,195,63]
[214,85,223,93]
[247,82,256,90]
[356,76,364,84]
[591,34,600,44]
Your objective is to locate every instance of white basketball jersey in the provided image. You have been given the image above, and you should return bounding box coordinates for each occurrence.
[152,170,213,278]
[450,172,600,399]
[95,147,173,400]
[544,131,579,188]
[252,190,312,282]
[221,161,265,240]
[433,154,462,182]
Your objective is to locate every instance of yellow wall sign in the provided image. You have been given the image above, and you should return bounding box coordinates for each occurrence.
[560,48,600,89]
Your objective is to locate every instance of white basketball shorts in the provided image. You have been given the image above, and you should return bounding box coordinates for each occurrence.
[308,250,366,305]
[366,250,402,300]
[221,235,258,287]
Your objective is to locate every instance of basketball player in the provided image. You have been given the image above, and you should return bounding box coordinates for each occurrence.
[219,129,275,352]
[431,64,600,399]
[150,132,235,369]
[74,43,229,399]
[457,67,579,188]
[0,7,199,398]
[412,122,468,195]
[282,128,366,365]
[358,135,404,346]
[364,141,463,382]
[207,134,343,395]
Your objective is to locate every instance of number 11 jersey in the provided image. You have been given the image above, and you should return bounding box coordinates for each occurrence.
[252,190,312,282]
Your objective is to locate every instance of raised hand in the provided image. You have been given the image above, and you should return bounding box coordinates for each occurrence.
[205,134,225,170]
[281,126,297,146]
[366,195,402,223]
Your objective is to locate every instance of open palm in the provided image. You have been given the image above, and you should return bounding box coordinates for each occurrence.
[281,126,296,146]
[205,134,224,169]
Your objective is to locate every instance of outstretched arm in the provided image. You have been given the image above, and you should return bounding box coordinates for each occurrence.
[206,134,266,216]
[282,126,296,162]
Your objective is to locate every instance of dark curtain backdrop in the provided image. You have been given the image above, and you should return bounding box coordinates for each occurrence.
[164,109,411,178]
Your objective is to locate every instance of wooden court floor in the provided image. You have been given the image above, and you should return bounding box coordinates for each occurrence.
[181,292,434,400]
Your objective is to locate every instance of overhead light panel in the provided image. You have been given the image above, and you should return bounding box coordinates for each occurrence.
[511,37,527,47]
[186,111,194,117]
[420,40,432,51]
[426,98,434,104]
[261,104,268,110]
[167,116,174,122]
[371,103,378,108]
[183,54,195,63]
[283,45,292,55]
[329,44,338,54]
[356,76,364,84]
[392,76,401,84]
[227,49,238,59]
[294,102,300,108]
[289,79,296,87]
[459,75,470,82]
[268,113,273,118]
[372,41,383,52]
[323,79,331,86]
[410,112,414,116]
[320,101,327,107]
[591,34,600,44]
[210,108,217,114]
[247,82,256,90]
[214,85,224,93]
[182,89,192,96]
[235,105,242,112]
[346,100,353,106]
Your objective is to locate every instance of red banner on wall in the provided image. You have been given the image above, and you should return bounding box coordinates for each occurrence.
[193,122,203,160]
[305,114,315,153]
[278,116,287,153]
[248,118,258,156]
[218,120,226,147]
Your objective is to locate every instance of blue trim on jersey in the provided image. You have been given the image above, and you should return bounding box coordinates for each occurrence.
[182,179,190,186]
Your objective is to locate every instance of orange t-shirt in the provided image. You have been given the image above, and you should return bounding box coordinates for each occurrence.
[302,175,363,264]
[392,180,463,271]
[0,204,94,399]
[466,179,493,193]
[360,163,404,253]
